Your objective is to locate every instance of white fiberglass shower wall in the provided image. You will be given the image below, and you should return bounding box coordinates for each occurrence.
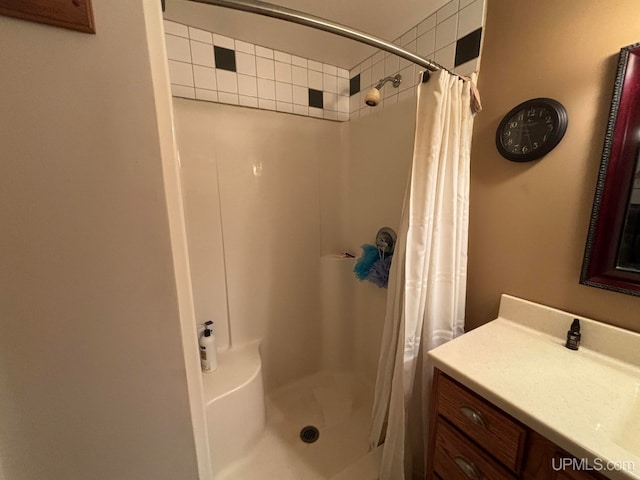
[175,95,415,477]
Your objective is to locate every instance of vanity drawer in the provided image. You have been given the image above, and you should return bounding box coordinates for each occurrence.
[433,418,516,480]
[435,373,527,472]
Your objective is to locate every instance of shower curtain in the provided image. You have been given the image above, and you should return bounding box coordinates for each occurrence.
[368,69,476,479]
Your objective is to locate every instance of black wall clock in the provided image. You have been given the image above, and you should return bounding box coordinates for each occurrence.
[496,98,568,162]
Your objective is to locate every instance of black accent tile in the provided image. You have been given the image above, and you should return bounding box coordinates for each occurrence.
[308,88,323,108]
[455,28,482,67]
[349,74,361,96]
[214,46,236,72]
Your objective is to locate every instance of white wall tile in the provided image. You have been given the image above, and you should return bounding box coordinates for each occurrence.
[293,104,309,116]
[372,61,385,86]
[435,14,458,51]
[256,57,275,80]
[292,85,307,105]
[213,34,234,49]
[235,40,254,54]
[274,51,291,63]
[275,62,292,83]
[276,102,293,113]
[193,65,217,90]
[171,84,195,99]
[323,73,338,94]
[399,87,416,103]
[399,64,416,91]
[309,107,323,118]
[218,92,239,105]
[338,95,349,113]
[257,78,276,100]
[385,55,400,76]
[308,60,323,72]
[383,92,398,106]
[164,4,486,120]
[291,55,307,67]
[255,45,274,59]
[435,42,456,70]
[323,64,338,75]
[417,29,436,57]
[337,77,349,96]
[324,92,337,111]
[401,28,417,46]
[275,82,293,103]
[166,35,191,63]
[292,66,308,87]
[189,26,212,44]
[216,69,238,93]
[359,56,372,72]
[437,0,459,22]
[399,40,417,70]
[360,67,372,90]
[458,0,484,38]
[239,95,259,108]
[323,110,338,120]
[417,14,436,36]
[195,88,218,102]
[238,74,258,97]
[308,70,323,90]
[191,41,214,68]
[168,60,194,86]
[164,20,188,38]
[236,52,256,76]
[258,98,276,110]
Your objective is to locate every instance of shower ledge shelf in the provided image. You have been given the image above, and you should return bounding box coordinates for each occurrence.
[201,339,262,403]
[202,340,266,477]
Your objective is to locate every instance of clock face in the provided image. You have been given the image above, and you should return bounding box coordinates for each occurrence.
[496,98,568,162]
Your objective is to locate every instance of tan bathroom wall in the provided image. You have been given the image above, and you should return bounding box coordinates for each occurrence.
[0,2,202,479]
[466,0,640,332]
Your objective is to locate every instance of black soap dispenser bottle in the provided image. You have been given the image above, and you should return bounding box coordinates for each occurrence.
[565,319,581,350]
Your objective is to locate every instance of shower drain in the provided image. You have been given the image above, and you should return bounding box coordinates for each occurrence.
[299,425,320,444]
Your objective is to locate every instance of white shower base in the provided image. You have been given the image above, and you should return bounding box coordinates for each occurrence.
[215,371,380,480]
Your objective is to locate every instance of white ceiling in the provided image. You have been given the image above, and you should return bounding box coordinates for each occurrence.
[164,0,447,69]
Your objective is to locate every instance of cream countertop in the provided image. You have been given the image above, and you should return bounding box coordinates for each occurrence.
[428,294,640,480]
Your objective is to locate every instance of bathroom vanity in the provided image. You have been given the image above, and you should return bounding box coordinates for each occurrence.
[426,295,640,480]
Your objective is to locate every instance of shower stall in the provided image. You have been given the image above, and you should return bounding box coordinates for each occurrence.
[176,91,415,479]
[164,0,484,477]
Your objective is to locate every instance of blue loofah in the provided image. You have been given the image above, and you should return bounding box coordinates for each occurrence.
[353,244,379,280]
[368,257,392,288]
[354,244,393,288]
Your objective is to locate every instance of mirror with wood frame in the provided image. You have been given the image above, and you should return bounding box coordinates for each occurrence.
[581,42,640,296]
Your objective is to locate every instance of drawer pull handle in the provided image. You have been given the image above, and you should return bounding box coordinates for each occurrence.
[454,455,480,480]
[460,405,487,429]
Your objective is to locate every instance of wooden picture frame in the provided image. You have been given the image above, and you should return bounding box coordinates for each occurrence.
[580,42,640,297]
[0,0,95,34]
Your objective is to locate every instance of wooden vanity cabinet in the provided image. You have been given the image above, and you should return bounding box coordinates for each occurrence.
[427,369,607,480]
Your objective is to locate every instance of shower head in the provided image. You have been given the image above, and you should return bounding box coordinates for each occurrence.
[364,74,402,107]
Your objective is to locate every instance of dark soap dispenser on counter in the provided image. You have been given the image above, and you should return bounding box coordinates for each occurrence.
[565,319,581,350]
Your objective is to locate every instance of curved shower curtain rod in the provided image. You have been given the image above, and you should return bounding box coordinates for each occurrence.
[186,0,450,77]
